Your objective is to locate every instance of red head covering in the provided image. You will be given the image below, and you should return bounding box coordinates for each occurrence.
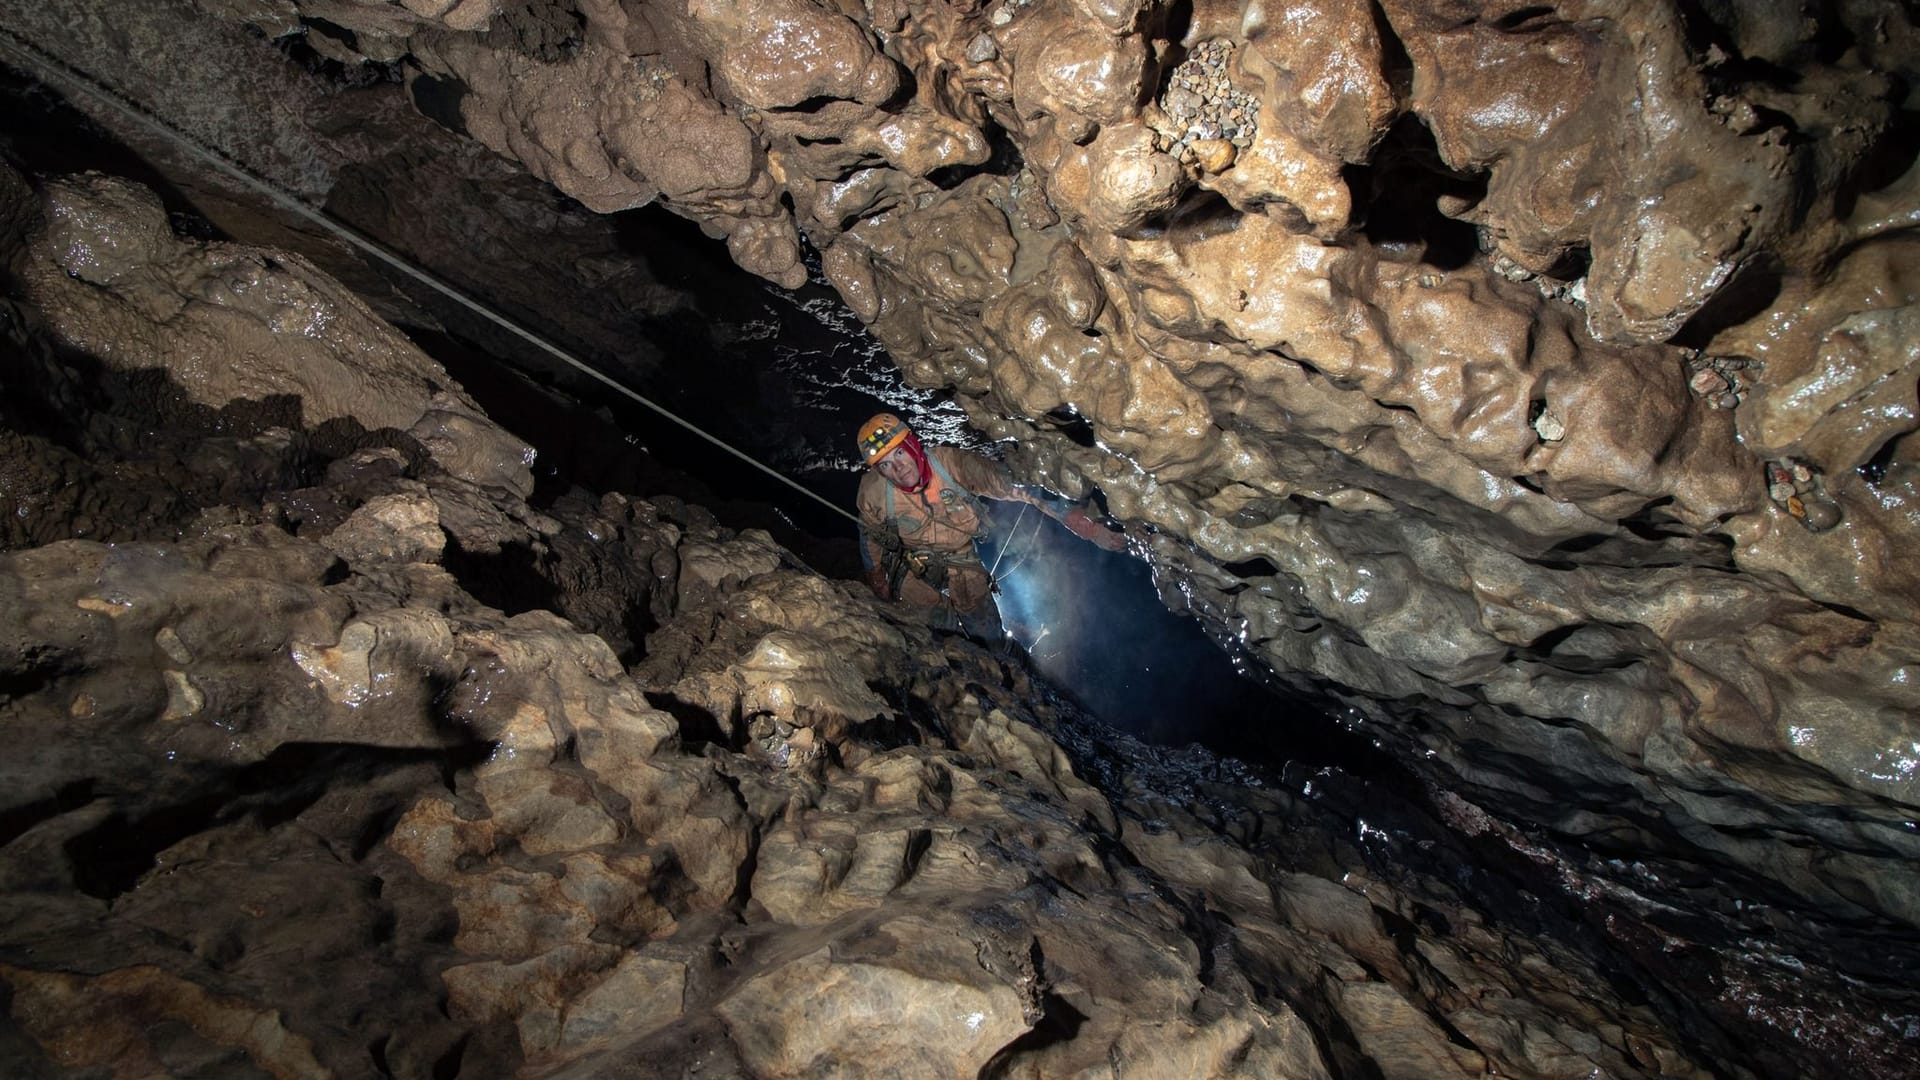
[858,412,930,491]
[895,430,931,492]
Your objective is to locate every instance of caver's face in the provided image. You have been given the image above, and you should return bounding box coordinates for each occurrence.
[875,445,919,489]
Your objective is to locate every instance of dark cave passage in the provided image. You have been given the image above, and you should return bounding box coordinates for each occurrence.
[0,44,1394,785]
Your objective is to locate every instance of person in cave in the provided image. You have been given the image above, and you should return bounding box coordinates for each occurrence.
[856,412,1127,641]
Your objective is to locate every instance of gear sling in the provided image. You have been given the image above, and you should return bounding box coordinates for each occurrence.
[862,451,990,605]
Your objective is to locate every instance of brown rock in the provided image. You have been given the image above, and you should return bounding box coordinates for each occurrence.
[1190,137,1238,173]
[715,931,1033,1077]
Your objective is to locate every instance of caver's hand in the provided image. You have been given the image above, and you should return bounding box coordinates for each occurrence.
[863,564,892,600]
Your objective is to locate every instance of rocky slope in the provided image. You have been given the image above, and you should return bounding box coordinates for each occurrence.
[2,0,1919,1074]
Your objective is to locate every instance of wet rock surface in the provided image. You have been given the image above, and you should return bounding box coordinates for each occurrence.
[3,0,1920,1075]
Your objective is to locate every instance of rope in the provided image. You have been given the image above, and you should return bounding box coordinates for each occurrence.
[0,27,861,527]
[986,503,1029,581]
[991,502,1049,582]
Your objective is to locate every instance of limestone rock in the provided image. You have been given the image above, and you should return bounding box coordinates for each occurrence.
[408,398,537,499]
[9,173,467,433]
[716,932,1032,1078]
[320,491,446,565]
[6,4,1920,1077]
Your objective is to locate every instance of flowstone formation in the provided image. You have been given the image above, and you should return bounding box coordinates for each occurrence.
[156,0,1920,961]
[1,165,1764,1078]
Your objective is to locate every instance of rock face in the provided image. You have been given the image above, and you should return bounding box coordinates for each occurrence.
[0,168,1775,1077]
[107,0,1918,948]
[2,0,1920,1074]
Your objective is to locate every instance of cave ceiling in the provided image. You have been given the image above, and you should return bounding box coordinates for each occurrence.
[1,0,1919,1073]
[66,0,1914,923]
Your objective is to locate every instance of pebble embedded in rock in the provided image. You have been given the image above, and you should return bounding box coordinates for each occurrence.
[1157,39,1259,160]
[1533,410,1567,442]
[1800,497,1842,531]
[1190,138,1237,173]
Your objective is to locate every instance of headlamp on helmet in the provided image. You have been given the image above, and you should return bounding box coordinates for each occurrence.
[857,413,911,465]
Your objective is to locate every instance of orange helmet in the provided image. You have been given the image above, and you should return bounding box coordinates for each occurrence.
[857,412,912,465]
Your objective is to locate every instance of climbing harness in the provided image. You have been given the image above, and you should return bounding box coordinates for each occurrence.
[864,517,925,598]
[870,451,1003,609]
[882,451,990,543]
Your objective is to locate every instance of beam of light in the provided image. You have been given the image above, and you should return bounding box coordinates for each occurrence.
[979,499,1147,722]
[975,499,1320,747]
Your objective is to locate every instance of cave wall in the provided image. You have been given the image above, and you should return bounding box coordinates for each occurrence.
[2,0,1920,1073]
[104,0,1920,933]
[0,157,1803,1078]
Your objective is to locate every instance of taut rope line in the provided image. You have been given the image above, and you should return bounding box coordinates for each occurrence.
[0,26,861,527]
